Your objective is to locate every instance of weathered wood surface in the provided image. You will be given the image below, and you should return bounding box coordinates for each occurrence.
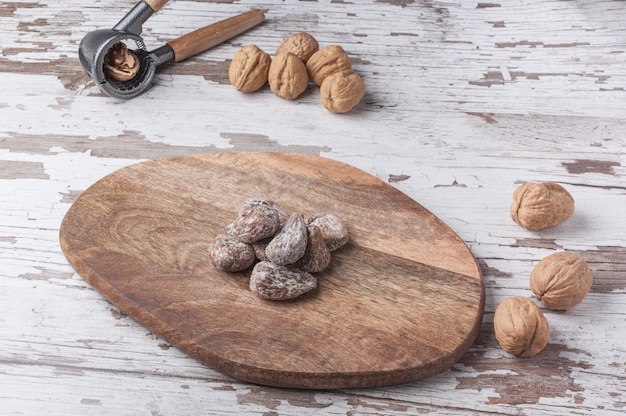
[1,0,625,414]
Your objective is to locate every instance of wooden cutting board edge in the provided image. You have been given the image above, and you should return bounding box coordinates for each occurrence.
[58,151,486,389]
[59,240,486,389]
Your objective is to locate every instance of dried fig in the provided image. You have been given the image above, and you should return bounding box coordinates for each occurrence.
[265,212,308,265]
[232,198,281,243]
[296,224,332,273]
[209,234,255,272]
[307,213,349,251]
[251,237,272,262]
[249,261,317,300]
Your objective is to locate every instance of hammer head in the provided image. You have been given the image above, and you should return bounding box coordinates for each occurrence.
[79,29,157,99]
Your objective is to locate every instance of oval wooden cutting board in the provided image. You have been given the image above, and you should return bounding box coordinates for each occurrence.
[59,152,484,389]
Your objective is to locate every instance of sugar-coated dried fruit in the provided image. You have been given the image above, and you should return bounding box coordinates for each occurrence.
[209,198,348,301]
[251,237,272,262]
[209,234,256,272]
[307,213,349,251]
[249,261,317,300]
[232,198,281,243]
[267,199,289,227]
[265,212,308,265]
[297,224,332,273]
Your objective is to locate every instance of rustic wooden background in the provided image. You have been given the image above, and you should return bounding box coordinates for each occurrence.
[1,0,625,414]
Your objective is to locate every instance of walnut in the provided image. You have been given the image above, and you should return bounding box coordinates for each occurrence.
[510,182,574,231]
[493,296,550,357]
[306,45,352,86]
[276,32,319,63]
[228,44,271,93]
[320,70,365,113]
[530,251,593,310]
[268,52,309,100]
[103,42,141,82]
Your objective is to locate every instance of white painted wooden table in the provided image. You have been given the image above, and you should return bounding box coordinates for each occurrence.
[2,0,625,414]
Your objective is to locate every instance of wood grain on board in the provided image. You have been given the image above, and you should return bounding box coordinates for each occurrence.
[59,152,484,389]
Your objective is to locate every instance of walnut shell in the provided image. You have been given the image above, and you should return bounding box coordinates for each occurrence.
[510,182,574,231]
[104,42,140,82]
[320,70,365,113]
[306,45,352,86]
[268,52,309,100]
[530,251,593,310]
[494,296,550,357]
[228,44,271,93]
[276,32,319,63]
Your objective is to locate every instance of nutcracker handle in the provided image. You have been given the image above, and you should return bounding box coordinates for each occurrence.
[144,0,169,13]
[167,9,265,63]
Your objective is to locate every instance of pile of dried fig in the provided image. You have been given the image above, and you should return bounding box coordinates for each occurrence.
[228,32,365,113]
[494,182,594,357]
[209,198,348,300]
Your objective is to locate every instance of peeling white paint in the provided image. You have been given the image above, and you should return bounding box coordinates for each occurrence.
[1,0,626,414]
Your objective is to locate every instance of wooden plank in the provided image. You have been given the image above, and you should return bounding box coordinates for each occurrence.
[1,0,625,413]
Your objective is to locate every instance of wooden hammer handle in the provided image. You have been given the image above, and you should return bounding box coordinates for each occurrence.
[144,0,169,13]
[167,9,265,63]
